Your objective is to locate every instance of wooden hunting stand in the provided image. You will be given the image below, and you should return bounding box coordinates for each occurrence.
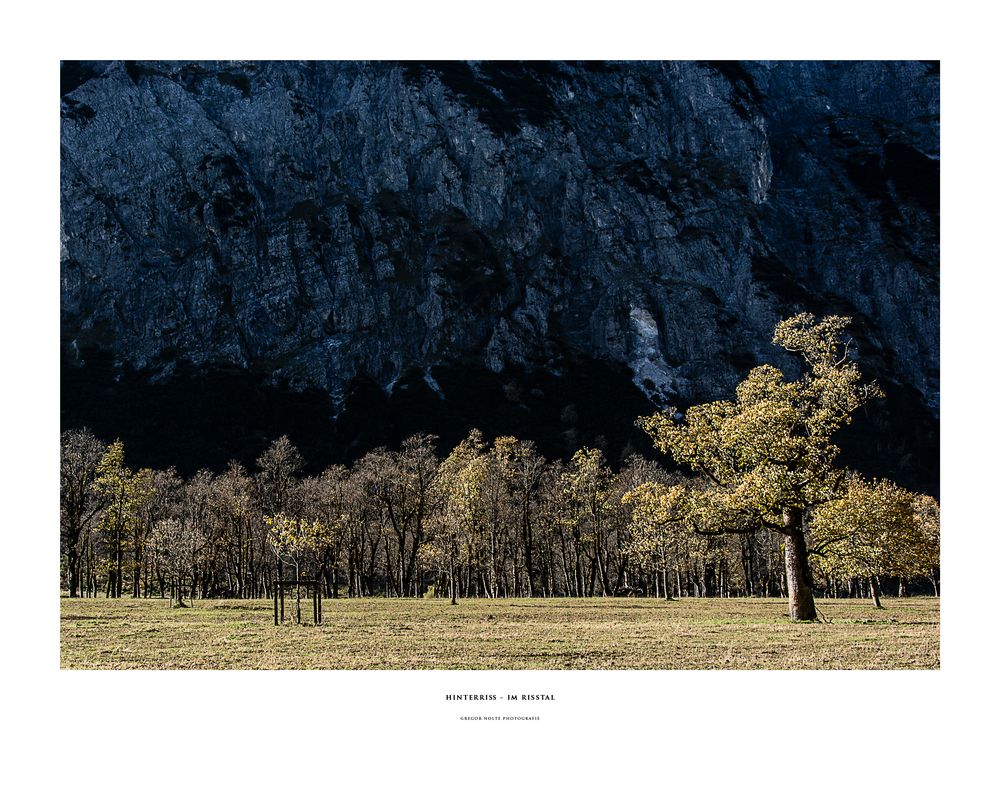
[273,579,322,625]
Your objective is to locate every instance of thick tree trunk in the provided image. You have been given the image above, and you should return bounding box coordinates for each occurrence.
[782,509,817,621]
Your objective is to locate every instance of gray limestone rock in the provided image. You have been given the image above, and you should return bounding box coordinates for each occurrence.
[60,60,939,463]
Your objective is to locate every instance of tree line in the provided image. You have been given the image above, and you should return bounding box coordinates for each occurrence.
[60,314,940,618]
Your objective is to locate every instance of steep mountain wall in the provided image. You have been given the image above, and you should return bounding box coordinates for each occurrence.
[60,61,939,484]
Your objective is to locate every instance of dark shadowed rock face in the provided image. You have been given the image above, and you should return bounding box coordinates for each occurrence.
[60,61,939,486]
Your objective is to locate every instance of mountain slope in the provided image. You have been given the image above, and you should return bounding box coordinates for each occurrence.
[60,60,939,487]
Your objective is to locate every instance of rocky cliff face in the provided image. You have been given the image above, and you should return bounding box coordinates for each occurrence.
[60,61,939,485]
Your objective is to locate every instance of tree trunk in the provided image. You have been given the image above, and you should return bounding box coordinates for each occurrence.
[295,564,302,623]
[870,575,882,609]
[68,544,81,598]
[522,504,537,598]
[782,510,817,621]
[573,537,584,598]
[114,530,124,598]
[594,532,611,596]
[449,549,457,606]
[133,535,142,598]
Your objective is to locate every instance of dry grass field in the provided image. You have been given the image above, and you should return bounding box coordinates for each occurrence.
[60,596,939,670]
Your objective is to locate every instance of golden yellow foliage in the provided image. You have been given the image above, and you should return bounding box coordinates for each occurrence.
[810,475,932,581]
[638,313,883,535]
[264,513,329,565]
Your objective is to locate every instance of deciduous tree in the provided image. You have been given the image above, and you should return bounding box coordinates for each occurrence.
[60,429,106,597]
[811,475,918,608]
[493,436,546,596]
[93,441,154,598]
[911,493,941,595]
[622,481,690,599]
[639,313,883,620]
[435,430,488,603]
[560,447,615,596]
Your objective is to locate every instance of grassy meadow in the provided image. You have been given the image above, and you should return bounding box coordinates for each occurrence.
[60,595,939,670]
